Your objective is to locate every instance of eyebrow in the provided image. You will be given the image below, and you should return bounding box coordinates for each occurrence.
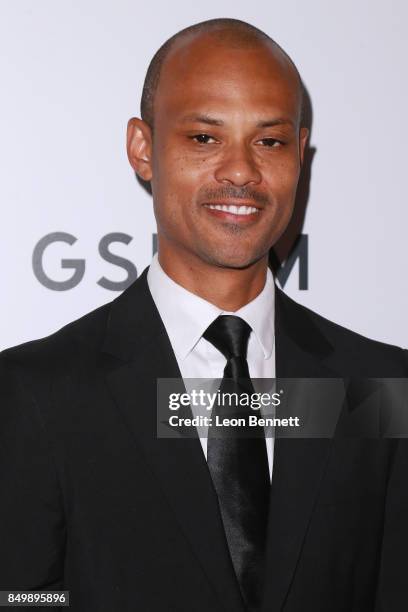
[180,113,294,128]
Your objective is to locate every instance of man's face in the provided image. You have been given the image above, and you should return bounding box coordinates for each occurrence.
[131,34,308,269]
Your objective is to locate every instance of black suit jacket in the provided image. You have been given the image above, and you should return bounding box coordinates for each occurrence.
[1,268,407,611]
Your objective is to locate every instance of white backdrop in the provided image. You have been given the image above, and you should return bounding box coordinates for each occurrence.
[1,0,407,351]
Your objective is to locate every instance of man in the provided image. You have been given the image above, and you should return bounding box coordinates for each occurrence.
[0,17,407,612]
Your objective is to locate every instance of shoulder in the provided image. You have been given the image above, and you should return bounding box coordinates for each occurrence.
[0,299,112,379]
[276,287,408,376]
[0,267,155,381]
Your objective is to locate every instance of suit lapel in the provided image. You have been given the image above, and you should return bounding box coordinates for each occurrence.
[261,288,338,611]
[101,269,246,612]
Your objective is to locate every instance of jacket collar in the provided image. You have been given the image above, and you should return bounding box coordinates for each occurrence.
[103,267,335,375]
[274,285,335,378]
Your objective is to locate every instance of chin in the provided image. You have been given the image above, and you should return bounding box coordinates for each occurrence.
[201,247,267,270]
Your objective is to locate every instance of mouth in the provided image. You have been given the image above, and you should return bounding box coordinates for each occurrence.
[202,201,262,221]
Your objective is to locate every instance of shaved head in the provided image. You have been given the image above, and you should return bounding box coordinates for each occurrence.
[140,18,304,128]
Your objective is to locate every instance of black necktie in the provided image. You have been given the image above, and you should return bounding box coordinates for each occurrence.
[203,315,270,611]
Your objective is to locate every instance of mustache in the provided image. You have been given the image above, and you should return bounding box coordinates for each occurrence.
[199,186,270,207]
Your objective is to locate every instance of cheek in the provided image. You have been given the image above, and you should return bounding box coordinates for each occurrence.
[151,155,204,231]
[154,149,206,196]
[264,157,300,198]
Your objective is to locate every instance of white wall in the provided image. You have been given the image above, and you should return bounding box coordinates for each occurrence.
[1,0,407,350]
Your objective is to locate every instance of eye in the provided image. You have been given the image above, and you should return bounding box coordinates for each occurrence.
[190,134,218,144]
[257,138,284,148]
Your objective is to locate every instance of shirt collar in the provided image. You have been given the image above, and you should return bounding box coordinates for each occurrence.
[147,254,275,361]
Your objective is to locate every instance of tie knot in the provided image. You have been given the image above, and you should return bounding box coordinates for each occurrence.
[203,315,252,361]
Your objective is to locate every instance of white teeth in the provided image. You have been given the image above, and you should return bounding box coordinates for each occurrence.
[206,204,259,215]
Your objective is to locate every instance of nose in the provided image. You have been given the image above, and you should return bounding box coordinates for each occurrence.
[214,144,262,186]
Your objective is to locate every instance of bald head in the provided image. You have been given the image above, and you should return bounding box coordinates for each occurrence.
[140,18,304,128]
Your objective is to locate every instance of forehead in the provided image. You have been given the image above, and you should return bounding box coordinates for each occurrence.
[154,34,300,123]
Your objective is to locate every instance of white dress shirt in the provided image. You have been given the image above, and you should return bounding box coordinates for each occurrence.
[147,254,276,481]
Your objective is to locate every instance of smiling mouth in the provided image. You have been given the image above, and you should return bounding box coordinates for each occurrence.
[203,202,261,216]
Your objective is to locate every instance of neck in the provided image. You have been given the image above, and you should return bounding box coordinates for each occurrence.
[157,248,269,312]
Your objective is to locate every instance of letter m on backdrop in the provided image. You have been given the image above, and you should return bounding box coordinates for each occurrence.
[269,234,308,290]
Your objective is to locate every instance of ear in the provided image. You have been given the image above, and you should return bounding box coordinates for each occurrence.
[299,127,309,167]
[126,117,153,181]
